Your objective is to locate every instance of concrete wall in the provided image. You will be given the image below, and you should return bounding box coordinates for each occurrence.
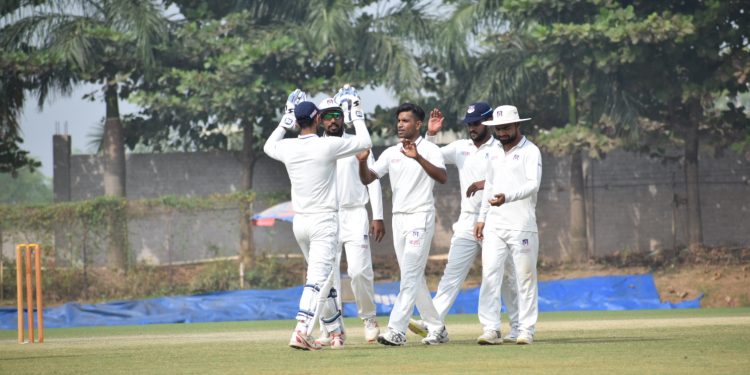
[6,140,747,266]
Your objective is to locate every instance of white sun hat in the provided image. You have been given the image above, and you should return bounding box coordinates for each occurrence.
[482,105,531,126]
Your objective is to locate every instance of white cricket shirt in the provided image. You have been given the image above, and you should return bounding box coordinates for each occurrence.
[370,137,445,214]
[478,136,542,232]
[426,135,498,214]
[330,132,384,220]
[263,120,372,214]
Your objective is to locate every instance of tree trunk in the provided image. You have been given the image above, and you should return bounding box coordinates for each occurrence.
[683,118,703,252]
[569,150,588,262]
[566,71,588,262]
[103,82,126,197]
[239,119,255,270]
[103,81,128,271]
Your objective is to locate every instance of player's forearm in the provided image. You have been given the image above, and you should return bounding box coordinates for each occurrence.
[358,160,378,185]
[477,181,492,222]
[415,155,447,184]
[366,180,384,220]
[262,126,287,160]
[352,119,373,150]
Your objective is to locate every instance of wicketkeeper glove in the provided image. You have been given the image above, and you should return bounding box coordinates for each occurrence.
[285,89,307,114]
[278,113,298,131]
[334,84,365,126]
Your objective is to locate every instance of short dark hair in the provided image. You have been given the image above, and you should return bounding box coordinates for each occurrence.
[396,103,425,122]
[297,117,315,128]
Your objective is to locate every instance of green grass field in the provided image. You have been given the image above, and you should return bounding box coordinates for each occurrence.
[2,308,749,374]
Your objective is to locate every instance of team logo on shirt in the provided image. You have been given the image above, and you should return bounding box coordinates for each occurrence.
[513,154,520,160]
[461,151,470,156]
[522,239,529,246]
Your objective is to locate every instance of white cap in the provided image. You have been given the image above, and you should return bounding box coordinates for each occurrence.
[318,97,342,114]
[482,105,531,126]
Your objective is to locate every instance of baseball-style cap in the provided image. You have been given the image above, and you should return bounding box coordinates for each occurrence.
[463,102,493,124]
[318,97,343,115]
[482,105,531,126]
[294,101,319,121]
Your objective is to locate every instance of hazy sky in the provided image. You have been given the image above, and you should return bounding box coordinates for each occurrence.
[19,84,397,177]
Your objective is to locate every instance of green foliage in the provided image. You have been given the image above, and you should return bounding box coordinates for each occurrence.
[536,124,620,158]
[244,256,302,289]
[0,166,52,204]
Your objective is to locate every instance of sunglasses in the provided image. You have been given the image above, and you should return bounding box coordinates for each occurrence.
[322,112,342,120]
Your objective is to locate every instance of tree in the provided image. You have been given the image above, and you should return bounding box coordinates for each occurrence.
[615,0,749,252]
[1,0,170,269]
[0,166,52,204]
[423,0,695,261]
[125,1,430,269]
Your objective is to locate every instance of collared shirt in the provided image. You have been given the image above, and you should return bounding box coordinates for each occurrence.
[329,132,384,220]
[478,136,542,232]
[426,134,497,214]
[263,120,372,214]
[370,136,445,214]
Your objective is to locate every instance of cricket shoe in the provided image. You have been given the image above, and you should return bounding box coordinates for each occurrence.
[503,329,519,343]
[421,326,450,345]
[516,332,533,345]
[330,332,345,350]
[314,332,346,347]
[377,329,406,346]
[407,319,428,338]
[364,318,380,343]
[289,330,322,351]
[477,330,503,345]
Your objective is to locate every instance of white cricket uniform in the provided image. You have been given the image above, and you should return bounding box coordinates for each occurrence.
[329,132,384,320]
[477,136,542,336]
[263,120,372,334]
[370,137,445,335]
[424,135,519,327]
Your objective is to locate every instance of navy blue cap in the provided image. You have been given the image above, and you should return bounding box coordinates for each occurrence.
[294,101,319,121]
[463,102,493,124]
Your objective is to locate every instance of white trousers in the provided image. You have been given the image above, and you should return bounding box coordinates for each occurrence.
[388,210,442,334]
[432,212,518,328]
[479,228,538,336]
[334,206,376,320]
[293,212,342,333]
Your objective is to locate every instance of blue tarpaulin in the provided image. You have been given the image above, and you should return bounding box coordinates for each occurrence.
[0,274,701,329]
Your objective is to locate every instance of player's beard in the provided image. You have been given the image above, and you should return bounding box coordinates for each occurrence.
[497,132,517,145]
[469,127,488,142]
[324,121,344,137]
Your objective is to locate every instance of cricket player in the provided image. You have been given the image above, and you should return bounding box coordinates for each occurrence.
[474,105,542,345]
[315,95,385,344]
[358,103,449,346]
[263,89,372,350]
[407,103,521,344]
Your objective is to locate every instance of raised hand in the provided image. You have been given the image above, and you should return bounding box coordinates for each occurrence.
[285,89,307,114]
[427,108,444,136]
[334,84,364,125]
[356,149,370,162]
[401,139,419,159]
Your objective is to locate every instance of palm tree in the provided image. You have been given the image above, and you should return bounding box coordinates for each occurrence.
[1,0,169,269]
[2,0,168,197]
